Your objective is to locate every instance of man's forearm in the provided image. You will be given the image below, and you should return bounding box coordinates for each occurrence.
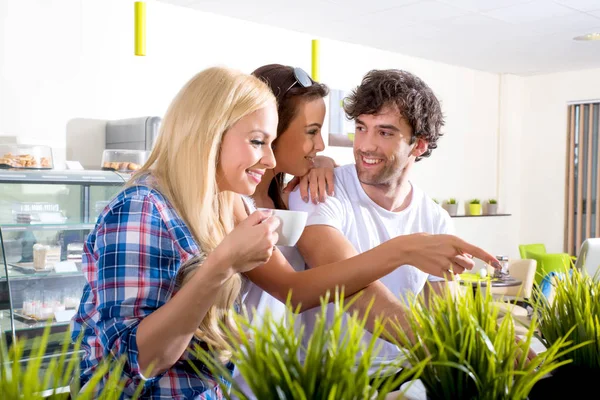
[347,281,415,345]
[294,225,417,344]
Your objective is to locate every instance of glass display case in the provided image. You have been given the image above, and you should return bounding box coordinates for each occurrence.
[0,169,128,386]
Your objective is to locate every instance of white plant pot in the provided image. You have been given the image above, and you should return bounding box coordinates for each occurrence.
[445,203,458,216]
[487,204,498,214]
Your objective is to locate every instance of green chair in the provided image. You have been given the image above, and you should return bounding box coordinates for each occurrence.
[518,243,546,259]
[518,243,573,286]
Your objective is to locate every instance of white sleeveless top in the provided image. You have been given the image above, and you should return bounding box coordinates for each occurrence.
[239,196,306,323]
[234,197,306,399]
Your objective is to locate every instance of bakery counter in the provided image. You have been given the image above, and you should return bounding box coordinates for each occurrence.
[0,168,123,374]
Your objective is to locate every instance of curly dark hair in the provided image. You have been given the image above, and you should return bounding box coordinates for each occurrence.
[343,69,445,161]
[252,64,329,210]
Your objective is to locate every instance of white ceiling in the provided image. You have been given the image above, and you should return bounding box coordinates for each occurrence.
[161,0,600,75]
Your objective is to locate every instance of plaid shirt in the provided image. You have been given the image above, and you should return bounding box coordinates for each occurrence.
[71,181,232,399]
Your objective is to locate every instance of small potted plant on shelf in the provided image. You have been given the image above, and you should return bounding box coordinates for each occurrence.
[487,199,498,215]
[389,284,578,400]
[529,267,599,399]
[468,199,482,215]
[444,198,458,216]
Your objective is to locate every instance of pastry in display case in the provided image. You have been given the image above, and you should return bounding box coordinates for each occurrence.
[101,149,148,172]
[17,286,81,322]
[66,242,84,262]
[32,244,62,270]
[0,144,53,169]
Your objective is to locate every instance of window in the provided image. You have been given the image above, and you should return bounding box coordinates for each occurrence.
[565,102,600,255]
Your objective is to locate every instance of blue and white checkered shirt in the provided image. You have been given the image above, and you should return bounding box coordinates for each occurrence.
[71,178,232,399]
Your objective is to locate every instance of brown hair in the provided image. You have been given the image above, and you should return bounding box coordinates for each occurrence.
[344,69,445,161]
[252,64,329,209]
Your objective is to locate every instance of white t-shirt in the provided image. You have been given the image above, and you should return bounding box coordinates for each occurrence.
[288,164,454,369]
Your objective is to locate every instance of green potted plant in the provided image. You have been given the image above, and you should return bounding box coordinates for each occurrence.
[193,292,427,400]
[468,199,482,215]
[444,198,458,216]
[487,199,498,215]
[529,268,599,398]
[388,285,577,400]
[0,325,141,399]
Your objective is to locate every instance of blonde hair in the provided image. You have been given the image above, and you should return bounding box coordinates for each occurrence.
[131,66,275,362]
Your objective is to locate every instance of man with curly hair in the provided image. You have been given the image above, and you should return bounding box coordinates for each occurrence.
[289,69,473,385]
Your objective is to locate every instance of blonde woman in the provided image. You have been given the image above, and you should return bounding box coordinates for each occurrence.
[71,67,282,398]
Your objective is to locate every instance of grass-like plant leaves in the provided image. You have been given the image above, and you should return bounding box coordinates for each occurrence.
[387,283,579,400]
[192,290,428,400]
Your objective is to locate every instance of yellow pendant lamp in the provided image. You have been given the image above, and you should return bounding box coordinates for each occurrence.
[134,1,146,56]
[311,39,320,81]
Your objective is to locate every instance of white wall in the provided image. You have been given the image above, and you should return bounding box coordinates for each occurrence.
[0,0,314,163]
[0,0,515,258]
[446,74,527,262]
[519,68,600,254]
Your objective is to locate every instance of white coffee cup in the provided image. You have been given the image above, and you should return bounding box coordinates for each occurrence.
[258,208,308,247]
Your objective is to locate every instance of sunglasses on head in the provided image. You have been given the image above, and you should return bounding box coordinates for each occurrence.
[282,67,314,96]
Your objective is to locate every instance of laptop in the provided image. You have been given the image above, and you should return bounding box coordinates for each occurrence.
[574,238,600,279]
